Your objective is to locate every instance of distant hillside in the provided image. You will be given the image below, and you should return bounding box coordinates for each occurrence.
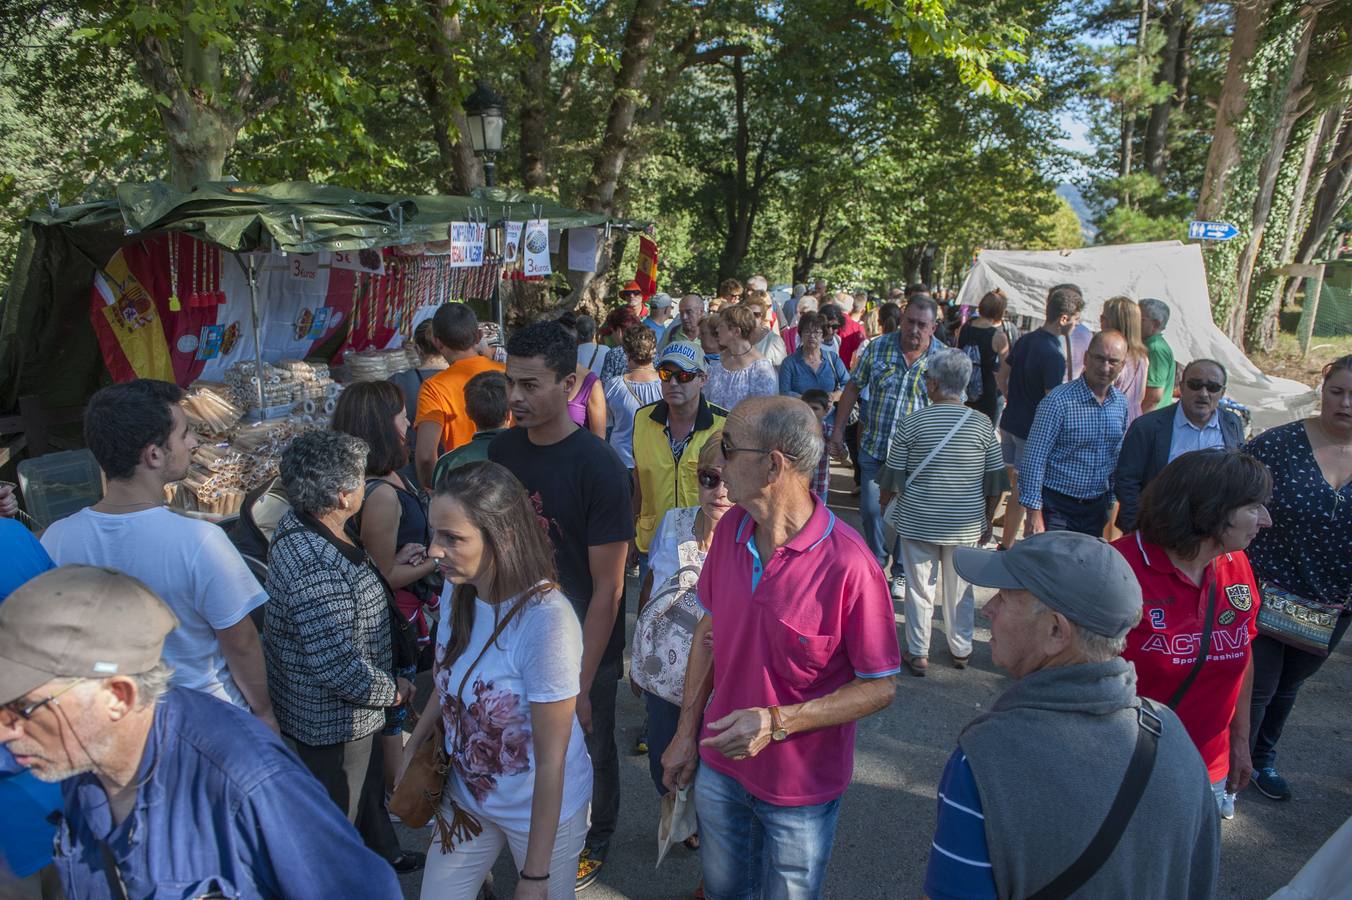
[1056,184,1098,244]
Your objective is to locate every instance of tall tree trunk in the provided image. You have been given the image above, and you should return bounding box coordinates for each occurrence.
[1293,108,1352,267]
[1196,0,1274,221]
[420,1,484,194]
[517,11,554,191]
[1235,6,1316,346]
[564,0,664,308]
[1282,108,1345,310]
[1144,0,1191,178]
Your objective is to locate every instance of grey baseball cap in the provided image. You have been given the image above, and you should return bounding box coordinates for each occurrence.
[954,532,1142,638]
[649,292,674,308]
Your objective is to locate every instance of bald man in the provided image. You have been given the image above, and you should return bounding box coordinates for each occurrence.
[661,396,899,898]
[1019,330,1130,536]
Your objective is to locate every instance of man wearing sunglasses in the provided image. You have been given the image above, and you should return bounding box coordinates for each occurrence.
[1114,359,1245,532]
[0,566,401,899]
[661,396,899,898]
[632,341,729,600]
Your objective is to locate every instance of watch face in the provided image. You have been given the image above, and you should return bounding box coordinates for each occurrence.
[772,728,788,741]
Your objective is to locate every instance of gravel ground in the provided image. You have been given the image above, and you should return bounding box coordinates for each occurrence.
[394,467,1352,899]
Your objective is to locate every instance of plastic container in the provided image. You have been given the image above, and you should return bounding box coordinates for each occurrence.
[17,449,104,529]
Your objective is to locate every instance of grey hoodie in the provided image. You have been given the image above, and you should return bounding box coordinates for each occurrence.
[959,658,1220,899]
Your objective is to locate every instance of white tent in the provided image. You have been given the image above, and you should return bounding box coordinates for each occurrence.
[956,241,1316,430]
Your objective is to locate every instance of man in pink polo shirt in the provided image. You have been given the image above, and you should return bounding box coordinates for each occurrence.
[661,395,900,898]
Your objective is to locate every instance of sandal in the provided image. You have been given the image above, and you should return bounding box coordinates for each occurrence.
[902,652,928,677]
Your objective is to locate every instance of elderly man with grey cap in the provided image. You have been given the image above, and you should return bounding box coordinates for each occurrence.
[643,291,675,336]
[923,532,1219,900]
[0,565,401,900]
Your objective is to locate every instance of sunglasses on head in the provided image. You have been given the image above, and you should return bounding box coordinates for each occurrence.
[697,468,723,489]
[658,366,700,383]
[1185,378,1225,394]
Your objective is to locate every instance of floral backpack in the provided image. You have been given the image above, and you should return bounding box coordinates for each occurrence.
[632,508,706,706]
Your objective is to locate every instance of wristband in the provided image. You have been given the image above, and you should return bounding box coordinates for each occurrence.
[519,870,550,881]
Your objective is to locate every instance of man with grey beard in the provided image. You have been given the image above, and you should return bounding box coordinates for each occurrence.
[0,565,399,899]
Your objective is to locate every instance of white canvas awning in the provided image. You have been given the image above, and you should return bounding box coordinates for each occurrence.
[956,242,1316,430]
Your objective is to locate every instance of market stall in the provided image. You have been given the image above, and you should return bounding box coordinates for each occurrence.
[0,180,648,516]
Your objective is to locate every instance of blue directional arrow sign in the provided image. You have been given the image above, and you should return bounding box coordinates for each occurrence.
[1188,220,1240,241]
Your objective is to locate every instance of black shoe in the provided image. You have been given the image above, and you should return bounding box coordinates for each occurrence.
[389,851,426,873]
[1253,767,1292,801]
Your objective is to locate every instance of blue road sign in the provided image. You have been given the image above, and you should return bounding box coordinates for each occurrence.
[1189,220,1239,241]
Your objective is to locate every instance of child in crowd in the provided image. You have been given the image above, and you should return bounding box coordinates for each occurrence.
[801,388,833,499]
[431,371,511,487]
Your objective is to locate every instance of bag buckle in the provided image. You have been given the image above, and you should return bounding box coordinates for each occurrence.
[1137,703,1163,738]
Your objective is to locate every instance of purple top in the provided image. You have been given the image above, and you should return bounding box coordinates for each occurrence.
[569,370,600,429]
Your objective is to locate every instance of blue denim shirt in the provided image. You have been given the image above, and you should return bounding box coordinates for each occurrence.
[52,687,400,900]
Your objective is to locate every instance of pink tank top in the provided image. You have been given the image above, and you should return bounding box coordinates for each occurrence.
[568,371,599,428]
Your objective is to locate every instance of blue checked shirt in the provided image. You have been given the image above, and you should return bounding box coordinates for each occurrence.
[853,334,935,459]
[1019,377,1129,509]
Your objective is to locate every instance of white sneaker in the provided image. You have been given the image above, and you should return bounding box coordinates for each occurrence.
[890,575,906,600]
[1220,791,1236,820]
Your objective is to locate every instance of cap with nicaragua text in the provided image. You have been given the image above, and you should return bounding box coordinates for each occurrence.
[656,341,708,375]
[0,565,178,705]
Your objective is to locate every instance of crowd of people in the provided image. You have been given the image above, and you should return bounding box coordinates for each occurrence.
[1,273,1350,900]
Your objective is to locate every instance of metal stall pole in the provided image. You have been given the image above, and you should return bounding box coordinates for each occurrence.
[233,252,266,415]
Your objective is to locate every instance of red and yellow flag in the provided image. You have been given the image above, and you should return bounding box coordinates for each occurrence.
[90,248,175,383]
[635,237,659,298]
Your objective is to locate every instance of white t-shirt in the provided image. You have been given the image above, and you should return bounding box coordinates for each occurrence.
[434,586,592,830]
[41,507,267,707]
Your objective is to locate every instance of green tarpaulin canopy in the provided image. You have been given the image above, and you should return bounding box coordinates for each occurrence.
[0,180,646,411]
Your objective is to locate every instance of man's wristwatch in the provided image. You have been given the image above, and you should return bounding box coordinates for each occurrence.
[769,705,788,742]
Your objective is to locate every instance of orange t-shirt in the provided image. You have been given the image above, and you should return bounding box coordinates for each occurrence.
[414,356,506,453]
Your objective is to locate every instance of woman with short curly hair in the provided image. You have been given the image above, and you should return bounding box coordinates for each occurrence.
[603,325,664,468]
[263,429,423,870]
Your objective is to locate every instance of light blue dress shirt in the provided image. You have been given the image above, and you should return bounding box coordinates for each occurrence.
[1168,403,1225,461]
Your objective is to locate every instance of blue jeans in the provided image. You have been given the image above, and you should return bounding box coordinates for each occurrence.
[645,692,682,795]
[695,764,841,900]
[1041,488,1111,536]
[858,449,903,578]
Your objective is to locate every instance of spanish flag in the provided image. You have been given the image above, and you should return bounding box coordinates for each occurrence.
[635,237,658,299]
[90,248,175,383]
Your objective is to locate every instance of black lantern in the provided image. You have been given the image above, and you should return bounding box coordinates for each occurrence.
[463,81,505,187]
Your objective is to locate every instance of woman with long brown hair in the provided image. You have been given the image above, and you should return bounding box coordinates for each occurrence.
[403,461,591,899]
[1101,296,1149,424]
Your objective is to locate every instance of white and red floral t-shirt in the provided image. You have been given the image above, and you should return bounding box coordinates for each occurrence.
[434,586,592,829]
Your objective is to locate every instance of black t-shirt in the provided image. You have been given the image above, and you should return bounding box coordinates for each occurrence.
[489,426,635,665]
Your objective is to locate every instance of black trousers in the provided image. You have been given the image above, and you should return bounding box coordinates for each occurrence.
[1249,611,1352,770]
[585,658,622,854]
[289,731,401,861]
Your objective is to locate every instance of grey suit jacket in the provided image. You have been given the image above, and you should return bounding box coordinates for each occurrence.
[1114,402,1246,531]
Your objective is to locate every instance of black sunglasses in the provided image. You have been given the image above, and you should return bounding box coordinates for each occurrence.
[2,678,85,721]
[658,366,700,384]
[697,468,723,489]
[1185,378,1225,394]
[720,433,799,461]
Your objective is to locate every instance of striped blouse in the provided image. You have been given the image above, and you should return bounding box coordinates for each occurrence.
[878,403,1008,544]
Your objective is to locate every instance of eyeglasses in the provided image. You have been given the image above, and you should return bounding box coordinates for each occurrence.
[697,469,723,490]
[657,366,701,384]
[2,678,85,722]
[1185,378,1225,394]
[621,291,642,299]
[720,433,799,461]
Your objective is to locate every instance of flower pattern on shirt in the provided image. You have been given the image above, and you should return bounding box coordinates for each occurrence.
[439,673,531,802]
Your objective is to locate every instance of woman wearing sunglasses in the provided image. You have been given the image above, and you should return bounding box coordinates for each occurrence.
[631,432,731,794]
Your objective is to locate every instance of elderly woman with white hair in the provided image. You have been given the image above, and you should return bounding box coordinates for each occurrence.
[879,349,1008,676]
[781,294,820,355]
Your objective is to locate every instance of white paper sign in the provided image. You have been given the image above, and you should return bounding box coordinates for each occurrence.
[523,220,552,276]
[503,222,523,263]
[287,254,320,281]
[567,228,599,272]
[449,222,486,269]
[330,249,385,275]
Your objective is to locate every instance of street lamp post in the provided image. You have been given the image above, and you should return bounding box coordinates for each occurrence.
[463,81,505,187]
[463,81,507,331]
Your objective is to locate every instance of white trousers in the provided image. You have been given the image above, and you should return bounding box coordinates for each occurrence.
[898,538,977,658]
[418,800,590,900]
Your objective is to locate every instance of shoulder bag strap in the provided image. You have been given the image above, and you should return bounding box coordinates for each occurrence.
[98,839,131,900]
[448,584,547,749]
[1025,701,1163,900]
[1167,583,1217,709]
[904,408,973,490]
